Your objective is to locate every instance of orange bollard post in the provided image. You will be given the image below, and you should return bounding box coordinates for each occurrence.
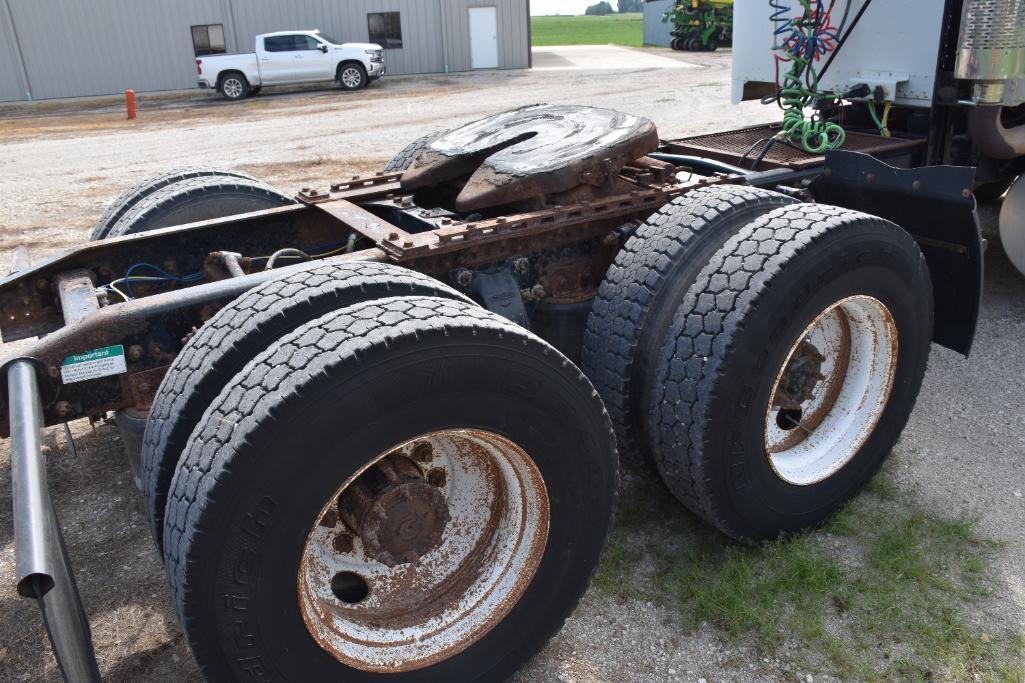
[125,89,136,120]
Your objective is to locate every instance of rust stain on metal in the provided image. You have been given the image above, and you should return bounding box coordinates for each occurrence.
[126,365,170,410]
[296,429,549,673]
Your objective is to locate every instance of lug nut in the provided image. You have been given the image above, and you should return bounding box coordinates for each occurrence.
[54,401,72,417]
[126,344,144,361]
[455,270,473,287]
[512,257,529,273]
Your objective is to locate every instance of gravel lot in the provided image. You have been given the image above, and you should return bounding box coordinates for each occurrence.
[0,46,1022,681]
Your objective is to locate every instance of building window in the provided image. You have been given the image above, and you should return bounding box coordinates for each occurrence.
[191,24,226,56]
[367,12,402,49]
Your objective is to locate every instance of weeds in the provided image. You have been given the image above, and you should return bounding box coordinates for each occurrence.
[595,465,1022,680]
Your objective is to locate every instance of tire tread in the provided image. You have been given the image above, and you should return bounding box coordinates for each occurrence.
[649,203,930,539]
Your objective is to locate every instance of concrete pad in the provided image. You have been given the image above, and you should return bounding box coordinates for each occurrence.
[531,45,699,71]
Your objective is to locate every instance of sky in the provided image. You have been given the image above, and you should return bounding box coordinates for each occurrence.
[530,0,596,16]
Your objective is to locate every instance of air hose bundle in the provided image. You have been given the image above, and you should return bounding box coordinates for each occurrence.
[768,0,845,153]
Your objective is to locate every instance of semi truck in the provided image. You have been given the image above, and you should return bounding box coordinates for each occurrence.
[2,0,1022,679]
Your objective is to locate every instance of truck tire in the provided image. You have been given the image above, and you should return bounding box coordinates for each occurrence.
[163,295,617,681]
[141,261,471,548]
[90,167,257,241]
[383,131,445,173]
[650,204,933,541]
[581,186,796,467]
[219,71,249,101]
[337,62,367,91]
[106,175,293,238]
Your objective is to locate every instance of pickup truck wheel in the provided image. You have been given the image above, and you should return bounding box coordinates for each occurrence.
[219,72,249,100]
[649,204,933,541]
[90,168,257,241]
[383,131,445,173]
[106,175,293,238]
[338,63,367,91]
[581,186,796,468]
[162,296,617,680]
[141,261,471,549]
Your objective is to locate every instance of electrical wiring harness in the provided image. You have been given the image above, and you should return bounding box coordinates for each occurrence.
[102,238,359,302]
[768,0,845,153]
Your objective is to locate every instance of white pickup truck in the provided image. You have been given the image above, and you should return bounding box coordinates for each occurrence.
[196,30,385,100]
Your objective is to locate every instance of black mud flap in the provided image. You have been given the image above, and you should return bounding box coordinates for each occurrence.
[809,151,982,356]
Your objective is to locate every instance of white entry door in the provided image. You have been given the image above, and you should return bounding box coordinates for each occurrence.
[469,7,499,69]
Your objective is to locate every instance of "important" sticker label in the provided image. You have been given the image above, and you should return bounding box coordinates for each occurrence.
[60,345,127,384]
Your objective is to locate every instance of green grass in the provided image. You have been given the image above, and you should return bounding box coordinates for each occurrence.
[531,13,644,47]
[595,466,1024,680]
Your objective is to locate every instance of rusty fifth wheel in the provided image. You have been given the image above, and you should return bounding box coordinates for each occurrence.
[648,205,933,540]
[161,295,617,679]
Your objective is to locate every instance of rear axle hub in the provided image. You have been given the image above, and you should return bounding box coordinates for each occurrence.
[338,454,450,567]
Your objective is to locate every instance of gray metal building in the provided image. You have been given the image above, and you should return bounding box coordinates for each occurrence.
[0,0,531,102]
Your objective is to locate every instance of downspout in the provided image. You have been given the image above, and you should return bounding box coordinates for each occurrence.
[2,0,33,101]
[526,0,532,68]
[439,0,450,73]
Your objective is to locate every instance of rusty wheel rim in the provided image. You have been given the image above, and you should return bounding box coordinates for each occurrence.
[764,295,898,485]
[298,429,550,672]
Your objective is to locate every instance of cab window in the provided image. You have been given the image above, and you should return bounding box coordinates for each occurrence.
[263,35,295,52]
[294,35,323,51]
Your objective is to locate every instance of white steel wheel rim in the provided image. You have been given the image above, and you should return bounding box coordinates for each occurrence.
[223,78,242,98]
[298,429,549,672]
[341,68,362,87]
[764,295,898,486]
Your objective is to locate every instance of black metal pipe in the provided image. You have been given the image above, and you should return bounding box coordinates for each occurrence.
[648,152,751,176]
[9,360,100,682]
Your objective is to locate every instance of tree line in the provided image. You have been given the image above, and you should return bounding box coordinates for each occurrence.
[585,0,642,16]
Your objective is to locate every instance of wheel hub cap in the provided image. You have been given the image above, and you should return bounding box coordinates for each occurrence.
[775,340,826,410]
[359,478,449,566]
